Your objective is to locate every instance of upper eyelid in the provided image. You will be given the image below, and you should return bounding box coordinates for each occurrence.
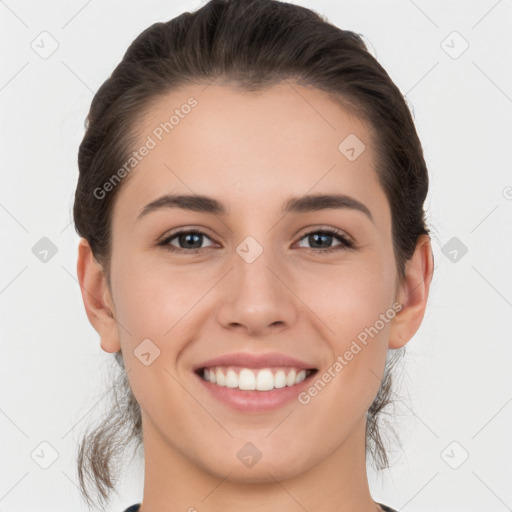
[160,226,217,243]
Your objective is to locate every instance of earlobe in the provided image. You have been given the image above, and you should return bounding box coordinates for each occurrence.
[76,238,121,354]
[388,234,434,350]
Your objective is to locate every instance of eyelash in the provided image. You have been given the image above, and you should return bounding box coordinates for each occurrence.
[157,227,355,255]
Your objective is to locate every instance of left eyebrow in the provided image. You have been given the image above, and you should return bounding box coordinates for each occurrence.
[283,193,374,223]
[136,194,227,221]
[136,193,374,224]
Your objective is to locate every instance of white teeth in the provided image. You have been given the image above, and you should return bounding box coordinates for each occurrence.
[215,368,225,386]
[274,370,287,389]
[225,369,238,388]
[286,369,296,386]
[239,368,256,390]
[201,366,313,391]
[295,370,307,384]
[256,369,274,391]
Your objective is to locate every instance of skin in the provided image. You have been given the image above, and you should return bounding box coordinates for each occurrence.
[77,82,433,512]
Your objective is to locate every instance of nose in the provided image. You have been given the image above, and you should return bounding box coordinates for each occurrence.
[216,243,299,336]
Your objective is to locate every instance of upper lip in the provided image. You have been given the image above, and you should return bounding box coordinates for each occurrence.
[193,352,317,372]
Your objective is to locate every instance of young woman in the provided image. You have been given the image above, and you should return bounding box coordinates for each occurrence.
[74,1,434,511]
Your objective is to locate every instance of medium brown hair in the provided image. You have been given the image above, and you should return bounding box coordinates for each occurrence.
[73,0,432,509]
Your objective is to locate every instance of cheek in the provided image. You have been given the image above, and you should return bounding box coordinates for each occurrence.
[299,252,396,346]
[111,253,207,342]
[110,258,207,410]
[298,263,395,427]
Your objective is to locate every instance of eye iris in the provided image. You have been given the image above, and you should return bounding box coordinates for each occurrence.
[310,233,332,249]
[180,233,202,249]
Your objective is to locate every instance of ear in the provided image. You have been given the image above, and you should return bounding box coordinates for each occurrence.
[76,238,121,354]
[388,234,434,349]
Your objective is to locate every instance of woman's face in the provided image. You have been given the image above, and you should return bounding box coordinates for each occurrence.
[99,82,408,481]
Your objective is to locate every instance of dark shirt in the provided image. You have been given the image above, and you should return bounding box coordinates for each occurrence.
[380,504,399,512]
[123,502,398,511]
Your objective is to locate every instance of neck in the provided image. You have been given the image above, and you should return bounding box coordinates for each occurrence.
[138,414,381,512]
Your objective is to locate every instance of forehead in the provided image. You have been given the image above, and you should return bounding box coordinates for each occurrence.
[112,82,389,228]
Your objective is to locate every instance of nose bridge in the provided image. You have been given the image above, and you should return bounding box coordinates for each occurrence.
[216,230,298,332]
[235,236,280,289]
[233,232,285,300]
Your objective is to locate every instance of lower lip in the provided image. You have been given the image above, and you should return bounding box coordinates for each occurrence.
[195,371,317,412]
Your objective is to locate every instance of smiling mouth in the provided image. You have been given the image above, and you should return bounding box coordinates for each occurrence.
[195,366,318,392]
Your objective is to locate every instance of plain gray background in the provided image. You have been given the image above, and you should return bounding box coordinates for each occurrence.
[1,1,511,511]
